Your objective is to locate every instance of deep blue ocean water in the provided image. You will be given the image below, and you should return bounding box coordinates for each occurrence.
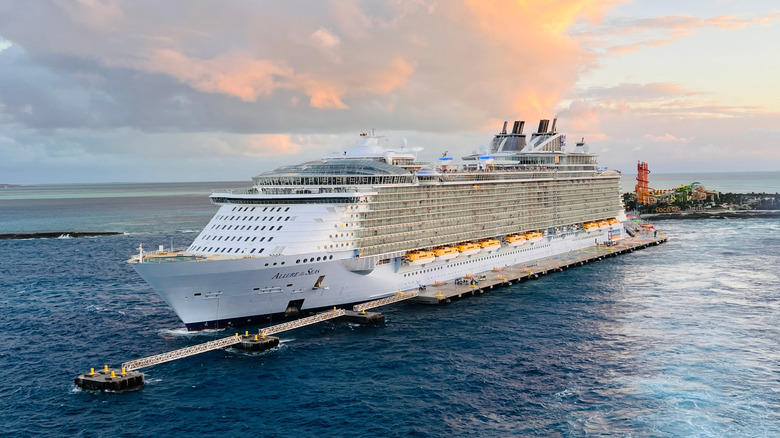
[1,177,778,437]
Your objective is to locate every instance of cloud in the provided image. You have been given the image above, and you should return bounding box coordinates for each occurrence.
[9,1,776,181]
[576,10,780,55]
[0,0,625,133]
[643,133,691,143]
[138,49,293,103]
[246,134,302,156]
[311,28,341,49]
[555,82,780,173]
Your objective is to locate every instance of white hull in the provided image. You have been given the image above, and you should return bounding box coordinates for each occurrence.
[132,226,623,330]
[436,253,459,261]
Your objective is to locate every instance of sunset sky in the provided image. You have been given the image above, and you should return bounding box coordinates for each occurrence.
[0,0,778,183]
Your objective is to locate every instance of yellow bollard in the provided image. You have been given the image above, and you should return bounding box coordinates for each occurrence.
[361,309,366,314]
[89,368,95,375]
[261,332,266,338]
[436,291,442,298]
[104,364,109,372]
[235,332,239,337]
[254,334,258,340]
[122,367,126,375]
[110,371,115,378]
[245,331,249,337]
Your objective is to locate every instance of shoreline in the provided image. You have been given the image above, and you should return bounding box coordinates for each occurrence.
[640,210,780,220]
[0,231,123,240]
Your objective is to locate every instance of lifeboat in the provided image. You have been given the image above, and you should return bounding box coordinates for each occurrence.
[433,246,459,261]
[405,250,435,265]
[456,242,481,256]
[608,218,620,226]
[505,234,527,246]
[583,222,598,230]
[597,220,610,229]
[479,239,501,252]
[523,231,543,242]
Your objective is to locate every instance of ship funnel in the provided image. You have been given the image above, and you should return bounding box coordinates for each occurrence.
[538,119,550,133]
[551,118,557,133]
[501,121,508,134]
[518,121,525,134]
[512,121,520,134]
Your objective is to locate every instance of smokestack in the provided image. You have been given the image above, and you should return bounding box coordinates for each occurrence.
[512,121,520,134]
[551,118,557,133]
[518,121,525,134]
[501,121,508,134]
[538,120,545,133]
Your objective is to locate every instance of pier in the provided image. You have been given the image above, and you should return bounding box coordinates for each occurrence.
[75,291,418,391]
[411,234,667,305]
[75,234,664,391]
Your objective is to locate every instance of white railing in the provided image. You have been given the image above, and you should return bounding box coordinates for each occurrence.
[352,291,418,312]
[122,334,241,371]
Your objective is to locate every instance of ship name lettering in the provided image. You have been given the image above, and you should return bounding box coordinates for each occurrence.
[271,268,320,280]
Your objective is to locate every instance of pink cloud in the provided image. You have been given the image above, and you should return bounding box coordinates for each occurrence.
[591,11,780,55]
[311,28,341,49]
[141,49,292,102]
[643,133,691,143]
[247,134,302,156]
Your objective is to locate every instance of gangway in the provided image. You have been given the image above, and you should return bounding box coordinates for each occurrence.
[76,290,423,389]
[119,292,419,372]
[352,290,418,312]
[122,334,242,371]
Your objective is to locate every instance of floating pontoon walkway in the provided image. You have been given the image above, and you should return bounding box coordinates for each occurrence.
[75,291,418,390]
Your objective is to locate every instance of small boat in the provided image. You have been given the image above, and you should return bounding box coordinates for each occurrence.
[405,250,435,265]
[597,220,610,229]
[583,222,598,230]
[479,239,501,252]
[456,242,481,256]
[608,218,620,226]
[505,234,527,246]
[523,231,543,242]
[433,246,459,261]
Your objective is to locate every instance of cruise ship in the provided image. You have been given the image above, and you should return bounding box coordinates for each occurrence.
[130,119,626,330]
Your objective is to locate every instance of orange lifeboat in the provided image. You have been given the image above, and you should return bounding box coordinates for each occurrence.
[433,246,459,261]
[405,250,435,265]
[505,234,527,246]
[479,239,501,252]
[583,222,598,230]
[456,242,481,256]
[523,231,543,242]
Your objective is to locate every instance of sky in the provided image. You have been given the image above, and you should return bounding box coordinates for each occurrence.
[0,0,778,184]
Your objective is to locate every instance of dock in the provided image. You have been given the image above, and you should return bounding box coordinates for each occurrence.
[75,233,665,391]
[411,234,667,304]
[75,291,418,391]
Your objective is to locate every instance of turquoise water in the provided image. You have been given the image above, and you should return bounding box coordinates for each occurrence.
[0,174,778,437]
